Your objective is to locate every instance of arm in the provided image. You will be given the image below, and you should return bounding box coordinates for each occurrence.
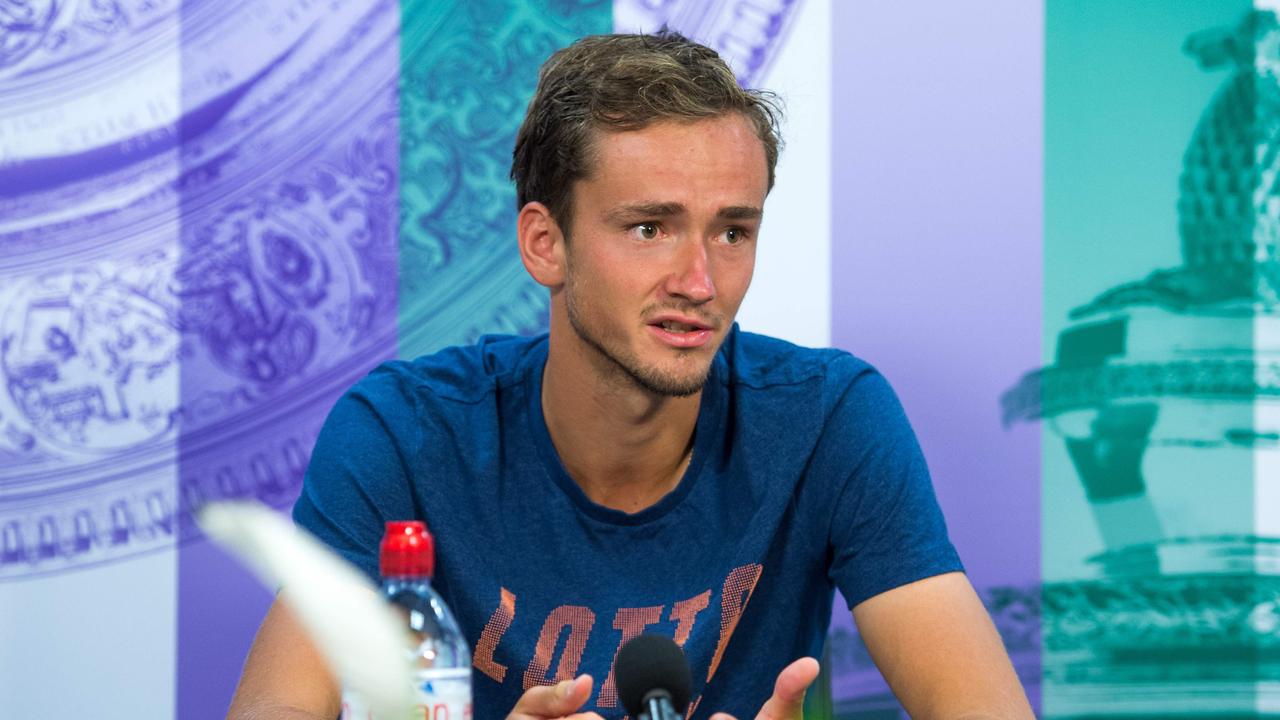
[232,373,414,718]
[815,368,1029,717]
[227,595,340,720]
[852,571,1033,719]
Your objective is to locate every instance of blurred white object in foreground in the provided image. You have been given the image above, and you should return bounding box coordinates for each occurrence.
[197,501,416,718]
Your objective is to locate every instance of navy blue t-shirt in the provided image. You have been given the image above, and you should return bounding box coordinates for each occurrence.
[293,326,961,719]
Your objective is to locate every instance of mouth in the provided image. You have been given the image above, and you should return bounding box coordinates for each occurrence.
[646,315,715,349]
[656,319,707,333]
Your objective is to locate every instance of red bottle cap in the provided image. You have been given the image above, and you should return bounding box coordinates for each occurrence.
[379,521,434,578]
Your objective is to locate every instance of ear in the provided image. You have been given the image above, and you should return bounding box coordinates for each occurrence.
[517,201,567,288]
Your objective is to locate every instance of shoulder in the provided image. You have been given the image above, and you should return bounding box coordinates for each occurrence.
[721,326,883,408]
[353,333,546,407]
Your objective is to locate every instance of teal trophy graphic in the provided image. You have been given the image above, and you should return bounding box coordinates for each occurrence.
[1007,9,1280,718]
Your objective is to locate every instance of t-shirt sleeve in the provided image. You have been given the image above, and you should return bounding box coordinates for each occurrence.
[292,369,420,581]
[825,367,963,610]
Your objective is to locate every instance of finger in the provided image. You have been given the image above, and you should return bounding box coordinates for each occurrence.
[709,714,738,720]
[756,657,821,720]
[508,675,594,719]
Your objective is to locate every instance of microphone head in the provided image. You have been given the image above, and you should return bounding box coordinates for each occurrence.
[616,634,692,717]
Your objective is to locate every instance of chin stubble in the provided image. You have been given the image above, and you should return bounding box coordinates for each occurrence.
[564,284,708,398]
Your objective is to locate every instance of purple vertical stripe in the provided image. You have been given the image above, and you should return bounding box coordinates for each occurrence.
[830,0,1043,709]
[176,3,401,717]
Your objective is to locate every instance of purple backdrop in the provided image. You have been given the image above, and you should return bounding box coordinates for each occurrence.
[830,0,1043,709]
[175,3,401,717]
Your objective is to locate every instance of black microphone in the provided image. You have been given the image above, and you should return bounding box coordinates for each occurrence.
[616,634,693,720]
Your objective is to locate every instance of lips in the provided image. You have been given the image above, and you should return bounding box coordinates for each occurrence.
[646,314,715,348]
[656,319,704,333]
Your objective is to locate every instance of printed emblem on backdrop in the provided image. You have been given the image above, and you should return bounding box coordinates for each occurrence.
[0,0,619,582]
[613,0,803,87]
[0,0,403,581]
[1004,10,1280,717]
[397,0,607,359]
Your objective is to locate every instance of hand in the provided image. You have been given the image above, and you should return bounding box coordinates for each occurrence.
[709,657,820,720]
[506,675,606,720]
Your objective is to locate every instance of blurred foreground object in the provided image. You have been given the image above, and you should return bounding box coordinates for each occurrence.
[197,501,415,718]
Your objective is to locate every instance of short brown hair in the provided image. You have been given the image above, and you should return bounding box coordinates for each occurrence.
[511,31,783,232]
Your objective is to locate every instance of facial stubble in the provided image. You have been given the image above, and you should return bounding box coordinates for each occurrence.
[563,257,712,398]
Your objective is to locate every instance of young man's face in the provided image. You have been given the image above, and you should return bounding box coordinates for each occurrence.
[560,112,768,396]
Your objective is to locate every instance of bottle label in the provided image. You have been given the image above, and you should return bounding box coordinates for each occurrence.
[342,668,472,720]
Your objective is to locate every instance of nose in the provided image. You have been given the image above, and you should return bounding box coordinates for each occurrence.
[663,237,716,303]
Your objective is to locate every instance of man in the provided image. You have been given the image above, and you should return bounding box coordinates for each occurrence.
[229,31,1033,720]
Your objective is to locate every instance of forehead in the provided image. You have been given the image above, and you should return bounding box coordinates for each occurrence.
[578,114,769,209]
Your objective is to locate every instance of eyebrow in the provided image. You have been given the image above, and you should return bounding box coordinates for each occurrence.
[718,205,763,221]
[603,202,763,223]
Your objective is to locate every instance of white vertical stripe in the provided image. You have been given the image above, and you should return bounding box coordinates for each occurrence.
[735,0,832,348]
[0,550,177,717]
[1256,317,1279,581]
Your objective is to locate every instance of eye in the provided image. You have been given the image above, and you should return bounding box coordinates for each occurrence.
[631,222,661,241]
[721,227,750,245]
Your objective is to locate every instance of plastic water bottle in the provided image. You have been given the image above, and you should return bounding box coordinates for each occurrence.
[342,521,473,720]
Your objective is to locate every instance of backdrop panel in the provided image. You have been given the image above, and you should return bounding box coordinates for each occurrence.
[0,1,182,716]
[831,1,1044,715]
[397,0,608,359]
[1033,1,1276,717]
[173,2,401,717]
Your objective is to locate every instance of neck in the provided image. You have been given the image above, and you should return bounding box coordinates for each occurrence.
[541,325,702,515]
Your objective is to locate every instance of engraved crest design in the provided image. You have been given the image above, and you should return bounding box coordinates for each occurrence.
[0,0,61,72]
[396,0,608,359]
[0,0,612,584]
[614,0,803,87]
[178,191,361,387]
[3,258,179,452]
[0,0,159,80]
[0,0,404,581]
